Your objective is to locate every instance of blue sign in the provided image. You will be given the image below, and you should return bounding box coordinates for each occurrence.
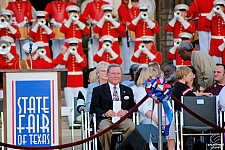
[15,80,52,146]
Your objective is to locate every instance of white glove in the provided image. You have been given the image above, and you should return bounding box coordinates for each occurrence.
[76,20,86,30]
[50,18,61,26]
[132,13,142,26]
[64,14,73,28]
[218,42,225,51]
[168,16,177,27]
[206,9,215,20]
[133,48,142,58]
[216,9,225,22]
[6,23,17,34]
[144,18,156,29]
[97,47,106,57]
[145,50,156,61]
[107,48,118,59]
[42,25,53,35]
[96,16,106,28]
[31,22,39,33]
[178,17,190,29]
[74,51,84,63]
[63,49,70,61]
[6,52,14,61]
[169,45,177,54]
[33,51,40,60]
[92,20,98,25]
[41,55,52,63]
[110,19,120,28]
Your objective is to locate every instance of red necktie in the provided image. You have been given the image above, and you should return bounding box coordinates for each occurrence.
[113,87,119,101]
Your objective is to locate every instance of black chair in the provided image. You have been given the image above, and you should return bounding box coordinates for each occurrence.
[179,96,222,150]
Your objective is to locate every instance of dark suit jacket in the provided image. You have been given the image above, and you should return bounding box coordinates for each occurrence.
[90,83,136,125]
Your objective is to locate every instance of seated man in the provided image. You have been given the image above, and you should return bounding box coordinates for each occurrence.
[90,64,135,150]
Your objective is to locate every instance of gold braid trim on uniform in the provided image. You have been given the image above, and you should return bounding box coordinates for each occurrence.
[19,60,30,69]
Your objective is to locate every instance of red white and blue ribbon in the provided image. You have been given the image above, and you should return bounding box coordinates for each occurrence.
[144,76,173,136]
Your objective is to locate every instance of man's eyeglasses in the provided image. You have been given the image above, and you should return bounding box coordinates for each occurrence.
[109,72,121,76]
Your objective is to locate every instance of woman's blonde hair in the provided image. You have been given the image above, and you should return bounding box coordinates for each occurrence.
[149,62,161,75]
[96,61,110,74]
[89,69,98,83]
[176,66,192,80]
[136,67,158,87]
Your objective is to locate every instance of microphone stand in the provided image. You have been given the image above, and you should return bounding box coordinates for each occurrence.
[28,42,33,69]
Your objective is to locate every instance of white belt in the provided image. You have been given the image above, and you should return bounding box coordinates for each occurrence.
[135,38,142,41]
[200,13,209,16]
[135,36,154,41]
[68,71,83,75]
[211,36,224,39]
[99,38,118,42]
[35,42,49,46]
[11,43,16,46]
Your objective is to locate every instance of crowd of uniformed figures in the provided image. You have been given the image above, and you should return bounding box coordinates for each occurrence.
[0,0,224,88]
[1,0,225,149]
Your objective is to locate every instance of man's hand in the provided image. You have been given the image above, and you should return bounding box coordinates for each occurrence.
[104,110,117,117]
[87,18,93,24]
[117,109,128,117]
[61,46,68,55]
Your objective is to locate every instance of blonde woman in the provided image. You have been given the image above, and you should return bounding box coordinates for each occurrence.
[134,67,159,125]
[134,67,175,150]
[84,61,109,112]
[172,66,212,111]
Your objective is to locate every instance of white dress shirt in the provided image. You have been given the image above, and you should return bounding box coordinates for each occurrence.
[108,82,121,101]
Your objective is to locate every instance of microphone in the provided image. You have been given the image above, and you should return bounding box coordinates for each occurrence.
[29,42,33,54]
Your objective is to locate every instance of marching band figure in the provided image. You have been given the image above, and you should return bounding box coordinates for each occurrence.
[29,11,55,58]
[0,9,21,45]
[0,37,20,69]
[6,0,33,24]
[128,4,160,53]
[165,4,196,66]
[93,35,122,64]
[94,4,125,65]
[132,36,162,64]
[19,41,63,69]
[118,0,131,73]
[205,0,225,63]
[45,0,69,66]
[167,32,194,66]
[80,0,109,68]
[6,0,33,60]
[60,38,87,88]
[59,38,87,127]
[45,0,69,25]
[60,6,90,43]
[187,0,214,54]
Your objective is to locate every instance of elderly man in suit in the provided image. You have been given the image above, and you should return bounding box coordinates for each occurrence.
[90,64,135,150]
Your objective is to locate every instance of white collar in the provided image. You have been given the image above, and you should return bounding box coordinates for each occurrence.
[108,82,120,89]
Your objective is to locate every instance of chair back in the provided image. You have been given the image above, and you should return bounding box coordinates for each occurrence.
[181,96,218,128]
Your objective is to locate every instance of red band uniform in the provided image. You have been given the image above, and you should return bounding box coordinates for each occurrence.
[60,6,90,41]
[58,38,87,87]
[166,4,196,66]
[204,0,225,64]
[29,11,55,58]
[45,0,69,24]
[128,4,160,52]
[132,36,162,64]
[0,9,21,52]
[93,4,125,65]
[6,0,33,24]
[0,36,20,69]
